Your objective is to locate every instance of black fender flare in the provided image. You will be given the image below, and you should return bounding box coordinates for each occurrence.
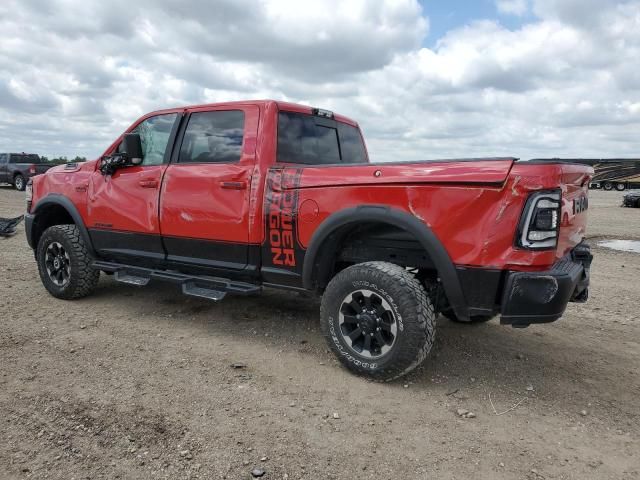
[301,205,469,321]
[29,194,96,256]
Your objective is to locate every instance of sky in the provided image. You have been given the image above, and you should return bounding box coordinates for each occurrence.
[0,0,639,162]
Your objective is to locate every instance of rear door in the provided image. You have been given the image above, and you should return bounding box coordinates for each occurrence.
[87,112,180,266]
[159,105,259,271]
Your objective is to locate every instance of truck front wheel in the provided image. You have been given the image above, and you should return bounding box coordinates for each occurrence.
[36,225,100,299]
[13,174,26,191]
[320,261,435,381]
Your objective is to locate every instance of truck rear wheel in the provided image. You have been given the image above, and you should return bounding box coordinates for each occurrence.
[36,225,99,299]
[320,261,435,381]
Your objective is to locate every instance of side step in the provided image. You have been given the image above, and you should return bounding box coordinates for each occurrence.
[182,282,226,301]
[92,260,261,301]
[114,271,150,286]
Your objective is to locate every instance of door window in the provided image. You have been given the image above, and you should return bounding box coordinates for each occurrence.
[129,113,178,166]
[178,110,245,163]
[0,154,7,164]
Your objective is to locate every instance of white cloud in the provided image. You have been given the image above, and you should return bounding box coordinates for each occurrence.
[496,0,529,16]
[0,0,639,161]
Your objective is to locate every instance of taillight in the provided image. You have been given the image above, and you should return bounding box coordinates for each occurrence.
[516,190,561,249]
[26,179,33,213]
[29,164,36,174]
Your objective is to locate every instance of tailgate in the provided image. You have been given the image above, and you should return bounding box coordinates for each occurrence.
[557,163,592,258]
[511,161,592,260]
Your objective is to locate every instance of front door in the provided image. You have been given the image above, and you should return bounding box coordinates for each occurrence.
[159,106,258,272]
[87,112,180,266]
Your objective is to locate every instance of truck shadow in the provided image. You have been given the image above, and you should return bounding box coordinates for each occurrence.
[90,276,636,420]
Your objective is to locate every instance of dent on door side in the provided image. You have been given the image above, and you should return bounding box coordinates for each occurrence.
[88,167,162,233]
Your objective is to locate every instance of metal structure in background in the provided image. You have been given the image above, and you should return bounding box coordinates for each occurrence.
[533,158,640,191]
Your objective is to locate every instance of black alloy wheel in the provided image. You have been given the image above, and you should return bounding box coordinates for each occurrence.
[338,289,398,359]
[44,241,71,287]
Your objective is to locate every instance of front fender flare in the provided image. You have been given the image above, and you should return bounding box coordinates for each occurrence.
[302,205,469,322]
[30,194,96,256]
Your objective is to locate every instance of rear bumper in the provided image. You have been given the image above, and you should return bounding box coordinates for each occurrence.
[500,243,592,327]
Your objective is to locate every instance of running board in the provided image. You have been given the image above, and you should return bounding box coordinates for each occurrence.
[114,271,150,286]
[92,260,261,301]
[182,282,226,301]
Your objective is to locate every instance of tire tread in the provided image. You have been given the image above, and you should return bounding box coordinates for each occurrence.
[37,224,99,299]
[320,261,436,381]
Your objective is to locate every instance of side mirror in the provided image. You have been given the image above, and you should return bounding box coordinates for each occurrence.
[123,133,143,165]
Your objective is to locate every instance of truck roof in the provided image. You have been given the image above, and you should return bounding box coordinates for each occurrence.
[141,99,359,127]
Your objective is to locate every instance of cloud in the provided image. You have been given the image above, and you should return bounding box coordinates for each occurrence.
[0,0,639,162]
[496,0,529,16]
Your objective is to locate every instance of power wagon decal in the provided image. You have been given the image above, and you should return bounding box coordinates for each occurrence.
[262,168,305,274]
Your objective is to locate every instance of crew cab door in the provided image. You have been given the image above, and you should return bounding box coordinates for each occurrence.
[87,112,180,266]
[159,105,258,271]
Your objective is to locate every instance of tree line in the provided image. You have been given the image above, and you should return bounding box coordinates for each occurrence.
[40,156,88,165]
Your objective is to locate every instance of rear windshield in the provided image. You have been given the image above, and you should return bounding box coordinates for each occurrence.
[277,111,368,165]
[10,154,41,163]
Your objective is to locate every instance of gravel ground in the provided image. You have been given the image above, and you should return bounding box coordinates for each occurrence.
[0,186,638,480]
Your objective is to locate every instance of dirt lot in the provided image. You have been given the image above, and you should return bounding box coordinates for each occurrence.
[0,187,638,480]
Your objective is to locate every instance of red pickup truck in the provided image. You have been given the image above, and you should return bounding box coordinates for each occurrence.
[25,100,593,380]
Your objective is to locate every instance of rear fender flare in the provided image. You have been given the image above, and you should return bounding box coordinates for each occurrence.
[302,205,469,321]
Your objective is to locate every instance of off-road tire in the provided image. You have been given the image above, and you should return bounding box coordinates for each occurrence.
[442,310,494,323]
[320,261,436,381]
[14,174,26,191]
[36,225,99,299]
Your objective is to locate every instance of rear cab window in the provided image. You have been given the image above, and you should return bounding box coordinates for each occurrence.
[277,111,368,165]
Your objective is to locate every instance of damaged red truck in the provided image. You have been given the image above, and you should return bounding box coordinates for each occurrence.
[25,100,593,380]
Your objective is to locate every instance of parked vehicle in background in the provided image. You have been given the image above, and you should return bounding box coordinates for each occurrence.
[24,100,593,380]
[545,158,640,191]
[622,191,640,208]
[0,153,53,191]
